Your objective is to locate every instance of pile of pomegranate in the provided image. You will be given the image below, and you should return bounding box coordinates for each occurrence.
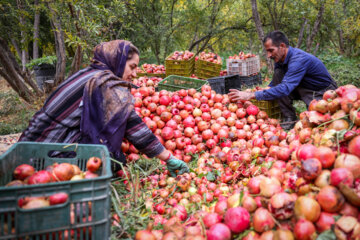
[123,84,360,240]
[136,67,145,74]
[6,156,102,187]
[190,74,200,79]
[228,52,257,60]
[219,70,227,76]
[133,76,163,87]
[195,52,222,65]
[142,64,166,74]
[167,51,194,61]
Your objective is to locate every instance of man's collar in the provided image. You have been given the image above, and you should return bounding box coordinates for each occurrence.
[282,46,292,65]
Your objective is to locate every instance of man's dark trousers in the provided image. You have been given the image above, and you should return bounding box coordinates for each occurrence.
[272,68,338,121]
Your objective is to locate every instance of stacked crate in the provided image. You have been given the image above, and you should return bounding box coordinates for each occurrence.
[194,54,222,79]
[165,54,195,77]
[226,55,262,87]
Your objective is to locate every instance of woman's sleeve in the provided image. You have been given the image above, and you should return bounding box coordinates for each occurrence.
[124,110,165,158]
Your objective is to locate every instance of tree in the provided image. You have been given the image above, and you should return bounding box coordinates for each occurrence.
[306,2,325,52]
[251,0,273,73]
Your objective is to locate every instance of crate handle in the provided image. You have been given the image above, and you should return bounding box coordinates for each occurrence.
[47,150,77,158]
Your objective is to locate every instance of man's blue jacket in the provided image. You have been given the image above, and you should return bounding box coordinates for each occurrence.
[255,46,334,101]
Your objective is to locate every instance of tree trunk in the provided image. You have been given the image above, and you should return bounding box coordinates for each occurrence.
[251,0,273,73]
[33,0,40,59]
[334,0,345,54]
[16,0,29,71]
[312,43,320,55]
[67,3,83,76]
[48,3,66,87]
[306,3,325,52]
[296,18,308,48]
[0,38,35,103]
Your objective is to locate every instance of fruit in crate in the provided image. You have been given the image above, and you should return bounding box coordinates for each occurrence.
[190,74,200,79]
[132,76,163,87]
[220,70,227,76]
[5,156,101,186]
[18,192,69,209]
[228,52,256,60]
[168,50,194,61]
[136,67,144,74]
[196,51,222,64]
[142,64,165,74]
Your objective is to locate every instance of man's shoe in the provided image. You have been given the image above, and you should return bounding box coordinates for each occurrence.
[280,117,297,131]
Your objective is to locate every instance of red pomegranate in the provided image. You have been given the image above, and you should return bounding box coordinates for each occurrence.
[224,207,250,233]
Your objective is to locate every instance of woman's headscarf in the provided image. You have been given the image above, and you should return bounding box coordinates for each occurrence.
[90,40,132,78]
[81,40,136,163]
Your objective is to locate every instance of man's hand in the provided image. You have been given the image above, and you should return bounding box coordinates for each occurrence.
[228,89,256,101]
[166,155,190,177]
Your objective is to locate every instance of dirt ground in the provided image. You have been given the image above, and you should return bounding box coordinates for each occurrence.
[0,133,21,154]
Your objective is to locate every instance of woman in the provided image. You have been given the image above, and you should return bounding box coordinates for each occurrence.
[20,40,189,177]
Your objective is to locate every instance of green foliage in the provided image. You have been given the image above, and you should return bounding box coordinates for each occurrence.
[319,52,360,87]
[25,55,57,69]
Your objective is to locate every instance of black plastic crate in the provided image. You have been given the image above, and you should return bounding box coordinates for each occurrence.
[207,75,242,94]
[239,73,262,88]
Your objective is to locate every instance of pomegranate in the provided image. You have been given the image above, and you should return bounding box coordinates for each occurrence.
[301,158,322,180]
[294,196,320,222]
[207,223,231,240]
[349,135,360,158]
[246,105,259,116]
[214,200,228,216]
[317,186,345,213]
[253,208,275,233]
[259,177,282,197]
[315,212,335,232]
[273,229,294,240]
[170,205,187,221]
[203,213,221,228]
[28,170,54,185]
[53,163,75,181]
[268,192,295,220]
[294,219,316,240]
[13,164,35,180]
[224,207,250,233]
[314,146,335,168]
[86,157,102,173]
[330,168,354,187]
[49,192,69,205]
[296,144,317,160]
[334,154,360,178]
[314,170,331,188]
[22,198,50,209]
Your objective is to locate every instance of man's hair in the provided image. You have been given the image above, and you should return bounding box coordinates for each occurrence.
[127,44,140,60]
[263,31,289,47]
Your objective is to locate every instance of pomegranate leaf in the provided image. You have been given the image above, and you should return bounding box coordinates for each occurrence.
[317,230,336,240]
[206,171,215,181]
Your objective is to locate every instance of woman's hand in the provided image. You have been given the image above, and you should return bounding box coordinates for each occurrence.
[166,155,190,177]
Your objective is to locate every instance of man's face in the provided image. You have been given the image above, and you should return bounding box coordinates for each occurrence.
[264,39,287,63]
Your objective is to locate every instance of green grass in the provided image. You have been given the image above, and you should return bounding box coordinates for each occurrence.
[0,91,36,135]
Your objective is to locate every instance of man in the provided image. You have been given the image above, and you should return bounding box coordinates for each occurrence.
[228,31,337,130]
